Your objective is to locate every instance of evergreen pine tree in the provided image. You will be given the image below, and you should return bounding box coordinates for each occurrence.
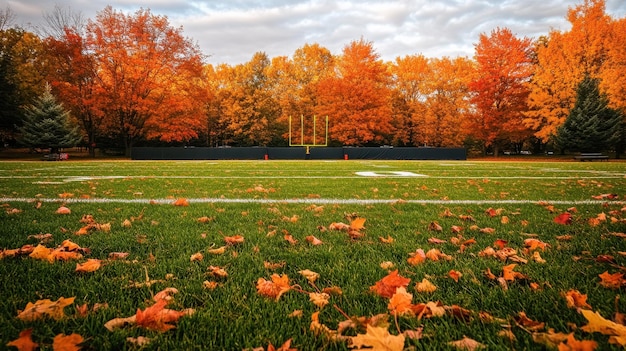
[16,84,83,154]
[555,75,622,153]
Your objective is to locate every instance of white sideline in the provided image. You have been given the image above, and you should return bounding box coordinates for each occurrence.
[0,197,624,205]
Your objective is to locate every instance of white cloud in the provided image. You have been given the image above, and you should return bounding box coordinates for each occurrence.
[4,0,626,65]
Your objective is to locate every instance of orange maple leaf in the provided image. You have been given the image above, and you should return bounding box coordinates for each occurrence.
[224,235,244,245]
[306,235,323,245]
[52,333,83,351]
[448,270,463,282]
[172,198,189,206]
[407,249,426,266]
[256,274,291,300]
[554,212,572,225]
[370,270,411,299]
[563,289,592,309]
[558,333,598,350]
[135,299,189,332]
[388,287,414,316]
[56,206,71,214]
[17,297,75,321]
[75,259,102,273]
[598,271,625,289]
[524,238,550,251]
[6,329,38,351]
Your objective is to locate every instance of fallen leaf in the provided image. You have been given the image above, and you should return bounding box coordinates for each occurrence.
[370,270,411,299]
[17,297,75,321]
[558,333,598,351]
[56,206,71,215]
[388,287,414,316]
[407,249,426,265]
[599,271,625,289]
[415,278,437,293]
[448,336,486,350]
[564,290,592,309]
[126,336,151,347]
[135,299,194,332]
[306,235,323,245]
[256,274,291,300]
[6,329,38,351]
[75,259,102,273]
[554,213,572,225]
[190,252,203,262]
[349,325,405,351]
[207,246,227,255]
[52,333,83,351]
[580,309,626,347]
[309,292,330,309]
[224,235,244,245]
[449,270,463,282]
[298,269,320,283]
[172,198,189,206]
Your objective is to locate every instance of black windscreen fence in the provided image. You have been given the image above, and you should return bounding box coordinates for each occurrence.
[131,147,466,160]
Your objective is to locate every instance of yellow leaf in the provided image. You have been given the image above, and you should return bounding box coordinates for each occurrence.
[75,259,102,273]
[580,310,626,347]
[349,325,405,351]
[17,297,75,321]
[309,292,330,309]
[298,269,320,283]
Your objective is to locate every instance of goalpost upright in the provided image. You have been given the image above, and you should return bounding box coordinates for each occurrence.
[288,115,329,155]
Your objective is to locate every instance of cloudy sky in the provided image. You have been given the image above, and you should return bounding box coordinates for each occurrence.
[4,0,626,65]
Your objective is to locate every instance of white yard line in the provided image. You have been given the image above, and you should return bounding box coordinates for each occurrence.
[0,175,624,182]
[1,197,624,205]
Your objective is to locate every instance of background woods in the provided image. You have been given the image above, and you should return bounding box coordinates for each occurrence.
[0,0,624,155]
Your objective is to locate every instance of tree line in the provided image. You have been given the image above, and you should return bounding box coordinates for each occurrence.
[1,0,624,157]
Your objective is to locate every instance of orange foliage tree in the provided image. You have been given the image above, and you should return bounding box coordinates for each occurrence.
[422,57,475,147]
[212,52,282,146]
[468,27,533,155]
[316,39,393,146]
[84,6,206,154]
[45,28,103,157]
[267,43,335,145]
[524,0,615,144]
[388,54,430,146]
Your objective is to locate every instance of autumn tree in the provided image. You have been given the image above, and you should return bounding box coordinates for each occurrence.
[267,43,335,145]
[215,52,282,146]
[45,28,103,157]
[16,84,83,153]
[524,0,614,144]
[388,54,429,146]
[468,27,533,156]
[599,17,626,156]
[316,39,393,146]
[555,75,622,153]
[84,6,206,154]
[422,57,475,147]
[0,27,46,144]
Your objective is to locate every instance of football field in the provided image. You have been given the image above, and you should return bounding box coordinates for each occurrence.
[1,160,625,350]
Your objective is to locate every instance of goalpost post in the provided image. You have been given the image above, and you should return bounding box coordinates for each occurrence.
[288,115,329,155]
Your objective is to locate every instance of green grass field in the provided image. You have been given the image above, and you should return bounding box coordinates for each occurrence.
[1,160,625,350]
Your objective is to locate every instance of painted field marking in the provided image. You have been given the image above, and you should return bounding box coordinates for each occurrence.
[1,197,623,206]
[355,171,428,177]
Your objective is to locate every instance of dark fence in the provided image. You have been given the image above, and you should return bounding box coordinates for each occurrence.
[131,147,466,160]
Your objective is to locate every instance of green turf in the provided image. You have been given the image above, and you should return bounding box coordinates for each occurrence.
[1,160,625,350]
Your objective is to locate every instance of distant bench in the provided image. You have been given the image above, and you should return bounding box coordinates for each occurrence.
[574,153,609,161]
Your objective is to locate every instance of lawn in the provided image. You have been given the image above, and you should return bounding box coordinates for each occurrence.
[1,160,625,350]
